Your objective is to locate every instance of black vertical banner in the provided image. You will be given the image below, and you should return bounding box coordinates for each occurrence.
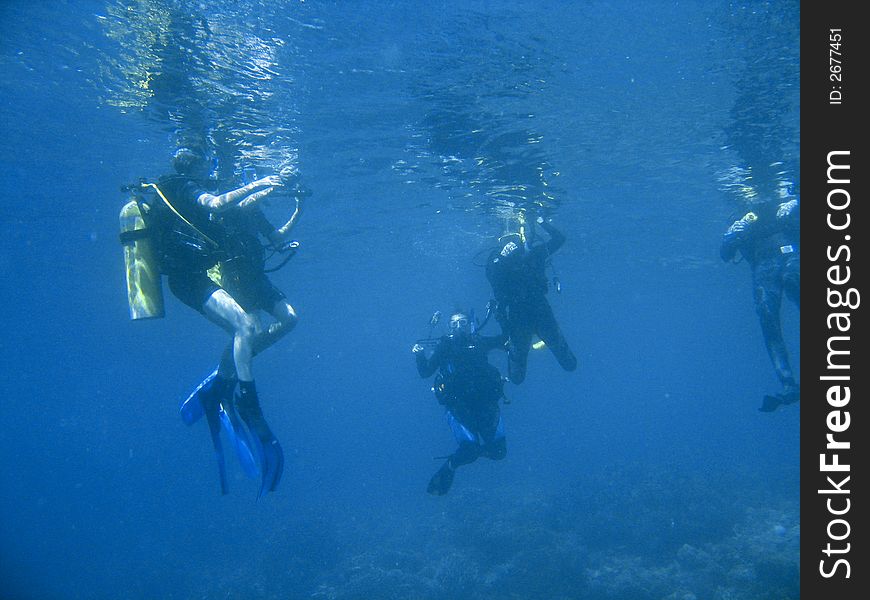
[802,2,866,598]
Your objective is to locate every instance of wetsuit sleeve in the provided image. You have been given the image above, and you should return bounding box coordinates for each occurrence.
[159,176,206,210]
[182,180,208,204]
[540,221,566,254]
[416,342,442,378]
[160,176,211,229]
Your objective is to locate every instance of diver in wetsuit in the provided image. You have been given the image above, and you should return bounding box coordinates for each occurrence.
[486,216,577,384]
[156,146,298,495]
[721,196,800,412]
[413,311,508,495]
[198,165,306,402]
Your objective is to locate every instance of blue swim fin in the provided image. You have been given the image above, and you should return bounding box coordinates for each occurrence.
[180,368,219,426]
[203,395,229,495]
[234,382,284,498]
[264,436,284,494]
[427,461,455,496]
[219,402,261,480]
[246,430,284,499]
[182,370,252,494]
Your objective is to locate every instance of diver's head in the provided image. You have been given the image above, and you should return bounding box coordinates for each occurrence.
[448,312,471,335]
[172,147,210,178]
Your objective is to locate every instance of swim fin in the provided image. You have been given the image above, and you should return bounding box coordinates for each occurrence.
[250,432,284,498]
[180,368,220,426]
[760,385,800,412]
[759,394,784,412]
[202,394,229,495]
[182,370,259,493]
[235,382,284,498]
[219,402,260,480]
[427,461,455,496]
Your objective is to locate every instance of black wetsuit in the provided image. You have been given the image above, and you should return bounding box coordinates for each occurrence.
[215,207,287,313]
[486,222,577,384]
[720,201,800,391]
[416,331,507,466]
[154,176,285,313]
[154,174,228,312]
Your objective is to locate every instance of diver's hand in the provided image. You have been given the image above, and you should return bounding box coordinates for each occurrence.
[777,199,798,218]
[412,344,425,354]
[726,220,747,236]
[255,175,283,188]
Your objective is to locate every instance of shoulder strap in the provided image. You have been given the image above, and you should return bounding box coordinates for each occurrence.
[142,181,219,248]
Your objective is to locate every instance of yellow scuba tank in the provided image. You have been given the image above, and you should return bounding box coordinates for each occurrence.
[119,199,165,320]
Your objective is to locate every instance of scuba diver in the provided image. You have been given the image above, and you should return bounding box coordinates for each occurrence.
[412,309,508,496]
[138,146,304,496]
[485,214,577,384]
[721,193,800,412]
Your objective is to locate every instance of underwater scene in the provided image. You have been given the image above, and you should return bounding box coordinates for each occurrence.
[0,1,799,598]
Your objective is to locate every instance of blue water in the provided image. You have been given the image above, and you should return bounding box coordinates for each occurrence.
[1,1,799,599]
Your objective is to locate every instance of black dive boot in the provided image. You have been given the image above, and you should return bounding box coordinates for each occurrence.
[236,380,284,497]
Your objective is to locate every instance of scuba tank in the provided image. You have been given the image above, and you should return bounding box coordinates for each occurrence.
[119,196,165,320]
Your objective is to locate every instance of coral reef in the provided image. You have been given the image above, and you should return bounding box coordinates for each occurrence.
[311,467,798,600]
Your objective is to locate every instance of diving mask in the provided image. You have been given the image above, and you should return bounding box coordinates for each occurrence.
[449,315,469,331]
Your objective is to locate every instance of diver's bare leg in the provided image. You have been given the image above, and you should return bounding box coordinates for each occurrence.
[202,289,259,382]
[213,299,297,380]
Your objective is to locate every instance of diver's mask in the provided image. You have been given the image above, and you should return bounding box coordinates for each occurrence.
[449,314,470,333]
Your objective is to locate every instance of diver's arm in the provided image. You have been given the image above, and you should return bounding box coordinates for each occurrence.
[720,220,747,262]
[266,196,303,247]
[777,198,800,236]
[197,175,283,212]
[539,220,566,254]
[414,343,441,378]
[776,198,799,220]
[236,188,275,210]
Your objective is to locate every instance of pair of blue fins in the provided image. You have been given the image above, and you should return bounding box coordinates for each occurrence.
[179,370,284,498]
